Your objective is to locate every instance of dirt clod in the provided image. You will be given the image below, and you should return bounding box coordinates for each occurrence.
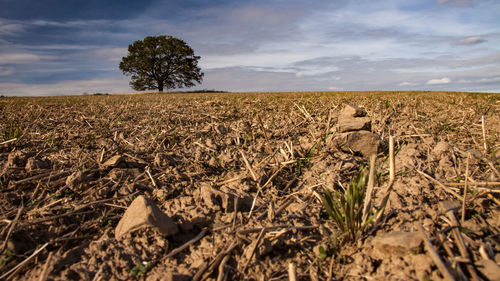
[476,259,500,281]
[340,104,367,117]
[115,195,179,239]
[372,231,422,256]
[101,155,126,168]
[335,130,380,157]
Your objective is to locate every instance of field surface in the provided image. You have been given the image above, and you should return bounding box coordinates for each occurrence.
[0,91,499,280]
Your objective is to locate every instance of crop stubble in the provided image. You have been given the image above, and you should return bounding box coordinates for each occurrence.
[0,91,499,280]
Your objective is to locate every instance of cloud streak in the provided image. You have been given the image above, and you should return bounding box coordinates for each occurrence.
[458,36,486,45]
[427,77,451,85]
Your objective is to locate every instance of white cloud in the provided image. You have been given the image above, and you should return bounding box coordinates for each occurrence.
[398,82,417,86]
[426,77,451,85]
[458,36,486,45]
[437,0,476,7]
[0,22,25,36]
[92,47,127,62]
[478,76,500,84]
[296,72,303,78]
[0,53,44,64]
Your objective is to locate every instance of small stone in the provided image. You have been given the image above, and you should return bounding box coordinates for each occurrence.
[115,195,178,239]
[101,155,125,168]
[334,130,380,158]
[340,104,367,117]
[372,231,422,256]
[338,116,371,132]
[476,259,500,281]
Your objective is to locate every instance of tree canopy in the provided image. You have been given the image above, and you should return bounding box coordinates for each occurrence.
[119,35,203,92]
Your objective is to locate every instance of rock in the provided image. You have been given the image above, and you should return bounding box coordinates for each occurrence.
[340,104,367,117]
[372,231,422,256]
[431,141,449,157]
[338,116,371,132]
[476,259,500,281]
[25,157,51,173]
[115,195,178,239]
[101,155,125,168]
[334,131,380,158]
[337,104,371,133]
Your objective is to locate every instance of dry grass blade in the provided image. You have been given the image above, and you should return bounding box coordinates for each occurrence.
[441,203,480,281]
[0,202,23,255]
[373,135,395,227]
[445,181,500,187]
[216,254,231,281]
[9,170,71,189]
[193,240,238,281]
[166,228,207,258]
[239,149,257,182]
[145,166,157,188]
[481,115,487,153]
[38,251,53,281]
[416,169,463,200]
[257,114,270,145]
[362,154,376,226]
[0,138,17,146]
[461,154,469,224]
[416,222,455,281]
[0,242,49,280]
[288,262,297,281]
[242,228,266,273]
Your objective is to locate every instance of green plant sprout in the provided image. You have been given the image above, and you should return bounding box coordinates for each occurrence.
[321,166,371,243]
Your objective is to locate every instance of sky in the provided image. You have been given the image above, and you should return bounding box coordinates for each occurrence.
[0,0,499,96]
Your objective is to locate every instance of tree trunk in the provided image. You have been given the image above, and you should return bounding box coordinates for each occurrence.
[158,81,164,92]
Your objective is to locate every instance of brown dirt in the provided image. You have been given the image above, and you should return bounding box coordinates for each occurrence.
[0,91,499,280]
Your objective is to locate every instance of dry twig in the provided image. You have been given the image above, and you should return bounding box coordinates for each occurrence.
[288,262,297,281]
[0,242,49,280]
[166,228,207,258]
[416,222,455,281]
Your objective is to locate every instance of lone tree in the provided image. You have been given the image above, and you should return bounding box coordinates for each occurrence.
[119,35,203,92]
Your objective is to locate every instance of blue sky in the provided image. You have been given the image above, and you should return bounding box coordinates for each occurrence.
[0,0,499,95]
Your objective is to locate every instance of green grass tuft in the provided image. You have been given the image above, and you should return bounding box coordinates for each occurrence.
[321,166,371,243]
